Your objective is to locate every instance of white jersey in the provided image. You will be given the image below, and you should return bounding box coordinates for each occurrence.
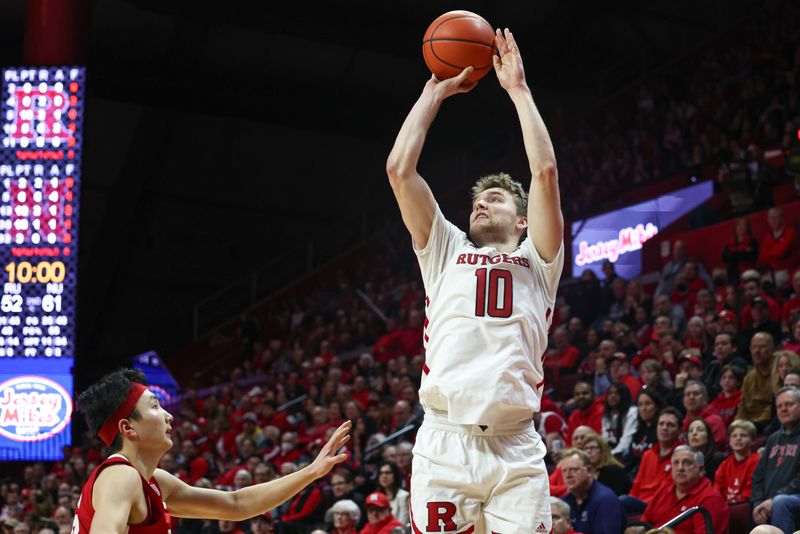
[414,204,564,425]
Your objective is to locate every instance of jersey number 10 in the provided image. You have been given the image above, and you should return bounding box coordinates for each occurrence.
[474,268,512,318]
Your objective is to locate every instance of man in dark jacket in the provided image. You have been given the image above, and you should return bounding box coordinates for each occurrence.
[751,386,800,533]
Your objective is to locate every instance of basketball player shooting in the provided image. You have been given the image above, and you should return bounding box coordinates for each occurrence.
[386,28,563,534]
[72,369,351,533]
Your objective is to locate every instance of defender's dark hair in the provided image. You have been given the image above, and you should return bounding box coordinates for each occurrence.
[77,368,147,453]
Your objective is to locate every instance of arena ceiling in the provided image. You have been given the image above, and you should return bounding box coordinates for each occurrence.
[0,0,760,383]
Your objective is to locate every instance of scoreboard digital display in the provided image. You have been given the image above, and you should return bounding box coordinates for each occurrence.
[0,67,84,460]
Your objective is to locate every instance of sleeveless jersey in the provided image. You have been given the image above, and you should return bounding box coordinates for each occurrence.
[414,205,563,424]
[73,454,171,533]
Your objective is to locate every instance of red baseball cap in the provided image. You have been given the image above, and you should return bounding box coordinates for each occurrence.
[365,492,390,508]
[717,310,737,324]
[678,351,703,369]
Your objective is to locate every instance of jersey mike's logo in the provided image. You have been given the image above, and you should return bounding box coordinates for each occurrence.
[574,222,658,266]
[0,375,72,442]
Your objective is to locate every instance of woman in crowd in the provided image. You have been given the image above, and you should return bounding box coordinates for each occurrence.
[722,217,759,283]
[628,388,666,468]
[683,316,712,356]
[638,358,672,402]
[329,499,361,534]
[374,462,409,526]
[685,417,726,482]
[601,382,638,457]
[784,315,800,354]
[771,350,800,395]
[580,434,632,496]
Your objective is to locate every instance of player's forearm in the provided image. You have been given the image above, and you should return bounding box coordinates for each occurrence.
[386,89,441,180]
[229,465,319,520]
[508,85,557,179]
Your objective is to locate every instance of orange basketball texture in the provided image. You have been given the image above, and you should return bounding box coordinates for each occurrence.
[422,11,496,84]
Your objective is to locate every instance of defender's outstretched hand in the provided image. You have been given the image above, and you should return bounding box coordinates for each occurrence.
[493,28,527,92]
[424,67,477,101]
[309,420,352,478]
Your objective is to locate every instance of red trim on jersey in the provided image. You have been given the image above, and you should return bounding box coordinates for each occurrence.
[535,380,544,390]
[98,383,147,445]
[422,363,430,375]
[424,334,429,343]
[424,316,429,328]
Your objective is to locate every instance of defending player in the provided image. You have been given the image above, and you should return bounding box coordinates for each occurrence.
[73,369,350,533]
[386,28,563,534]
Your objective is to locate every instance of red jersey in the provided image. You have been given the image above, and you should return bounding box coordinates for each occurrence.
[74,455,170,533]
[710,390,742,428]
[714,452,760,503]
[641,477,729,534]
[783,295,800,323]
[758,226,797,272]
[566,400,604,445]
[630,442,679,503]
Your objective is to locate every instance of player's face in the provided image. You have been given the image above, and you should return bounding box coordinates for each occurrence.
[468,188,525,246]
[130,391,174,454]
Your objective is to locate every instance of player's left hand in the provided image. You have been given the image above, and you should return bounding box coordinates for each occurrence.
[493,28,527,92]
[308,420,351,479]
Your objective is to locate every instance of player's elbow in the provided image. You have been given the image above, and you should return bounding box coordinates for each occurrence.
[386,156,416,183]
[532,162,557,184]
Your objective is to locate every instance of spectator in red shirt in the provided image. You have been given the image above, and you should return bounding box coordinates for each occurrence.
[623,407,683,514]
[680,380,727,449]
[780,270,800,335]
[710,364,746,428]
[740,271,782,331]
[359,493,402,534]
[715,419,760,504]
[545,326,581,390]
[549,497,579,534]
[758,206,798,289]
[566,382,604,445]
[639,445,729,534]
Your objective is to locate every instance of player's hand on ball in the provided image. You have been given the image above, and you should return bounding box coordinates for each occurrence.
[493,28,527,92]
[309,420,351,479]
[425,67,477,101]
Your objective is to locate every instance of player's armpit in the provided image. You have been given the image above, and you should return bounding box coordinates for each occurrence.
[527,163,563,263]
[90,464,142,533]
[154,468,237,520]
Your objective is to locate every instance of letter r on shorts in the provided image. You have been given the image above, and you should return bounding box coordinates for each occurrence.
[426,502,457,532]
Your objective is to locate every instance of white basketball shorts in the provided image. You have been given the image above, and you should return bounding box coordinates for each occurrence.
[409,413,552,534]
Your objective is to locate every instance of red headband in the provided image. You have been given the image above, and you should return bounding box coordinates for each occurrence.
[98,382,148,446]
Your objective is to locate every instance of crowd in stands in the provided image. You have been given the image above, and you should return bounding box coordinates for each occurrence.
[3,2,800,534]
[556,0,800,219]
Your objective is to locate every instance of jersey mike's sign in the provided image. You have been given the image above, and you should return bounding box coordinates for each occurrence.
[0,374,72,441]
[570,180,714,279]
[574,222,659,266]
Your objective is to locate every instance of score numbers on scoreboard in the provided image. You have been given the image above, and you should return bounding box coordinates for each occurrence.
[0,67,84,358]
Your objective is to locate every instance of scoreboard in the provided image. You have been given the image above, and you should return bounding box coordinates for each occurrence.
[0,67,84,460]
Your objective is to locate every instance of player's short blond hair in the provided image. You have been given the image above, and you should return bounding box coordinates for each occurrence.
[471,173,527,216]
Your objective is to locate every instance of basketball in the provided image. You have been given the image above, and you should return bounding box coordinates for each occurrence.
[422,11,496,84]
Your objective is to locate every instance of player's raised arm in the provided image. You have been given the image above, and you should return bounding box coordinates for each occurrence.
[156,420,351,521]
[493,28,563,262]
[386,69,476,248]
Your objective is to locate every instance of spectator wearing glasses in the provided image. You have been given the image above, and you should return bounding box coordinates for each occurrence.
[359,493,402,534]
[374,463,409,526]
